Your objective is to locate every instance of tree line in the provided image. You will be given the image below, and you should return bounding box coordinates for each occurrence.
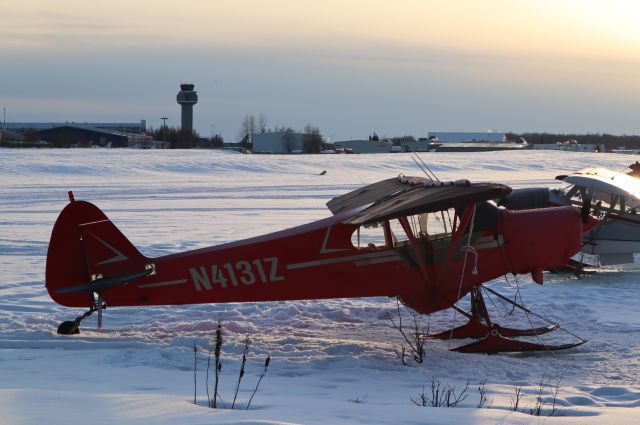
[146,126,224,149]
[236,113,325,153]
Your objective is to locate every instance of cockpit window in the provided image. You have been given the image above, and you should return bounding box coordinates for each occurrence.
[350,209,457,250]
[352,221,386,249]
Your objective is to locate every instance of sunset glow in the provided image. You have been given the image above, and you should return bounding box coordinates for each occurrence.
[1,0,639,138]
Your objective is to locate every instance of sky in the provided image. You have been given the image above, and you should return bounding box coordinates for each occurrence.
[1,0,640,142]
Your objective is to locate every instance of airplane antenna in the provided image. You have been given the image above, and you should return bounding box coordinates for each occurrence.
[410,155,431,180]
[611,164,631,180]
[414,153,440,182]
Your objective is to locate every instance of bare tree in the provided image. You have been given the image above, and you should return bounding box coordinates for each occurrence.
[388,135,416,146]
[511,386,524,412]
[411,378,469,408]
[212,318,223,408]
[193,343,198,404]
[387,298,428,364]
[232,337,250,409]
[477,380,492,408]
[274,125,294,133]
[303,124,323,154]
[548,377,562,417]
[147,126,199,148]
[529,381,545,416]
[237,114,257,144]
[527,375,563,417]
[281,129,297,153]
[258,113,268,134]
[246,356,270,410]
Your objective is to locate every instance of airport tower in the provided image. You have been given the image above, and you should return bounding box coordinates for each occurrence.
[176,83,198,132]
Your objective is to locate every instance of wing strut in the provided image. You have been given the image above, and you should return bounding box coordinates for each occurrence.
[398,216,434,288]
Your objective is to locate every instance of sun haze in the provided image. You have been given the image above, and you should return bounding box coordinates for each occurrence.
[1,0,638,140]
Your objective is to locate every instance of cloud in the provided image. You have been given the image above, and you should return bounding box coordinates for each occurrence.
[2,1,639,139]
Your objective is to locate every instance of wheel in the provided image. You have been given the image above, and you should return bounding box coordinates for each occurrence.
[57,320,80,335]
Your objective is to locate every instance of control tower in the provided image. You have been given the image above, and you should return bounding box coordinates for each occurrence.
[176,83,198,132]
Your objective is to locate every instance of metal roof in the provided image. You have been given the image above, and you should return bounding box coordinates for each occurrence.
[30,125,141,137]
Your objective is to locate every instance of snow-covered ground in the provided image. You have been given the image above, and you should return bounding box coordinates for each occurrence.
[1,149,639,424]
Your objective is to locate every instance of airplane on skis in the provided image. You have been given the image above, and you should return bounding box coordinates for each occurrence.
[45,174,597,353]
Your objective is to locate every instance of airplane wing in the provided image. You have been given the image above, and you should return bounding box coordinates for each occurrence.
[327,176,511,225]
[557,167,640,200]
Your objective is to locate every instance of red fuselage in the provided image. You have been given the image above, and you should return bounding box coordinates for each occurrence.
[46,199,585,315]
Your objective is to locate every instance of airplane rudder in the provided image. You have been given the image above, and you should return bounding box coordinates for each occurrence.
[45,199,146,307]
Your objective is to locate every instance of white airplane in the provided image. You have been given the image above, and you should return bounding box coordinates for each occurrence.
[500,165,640,266]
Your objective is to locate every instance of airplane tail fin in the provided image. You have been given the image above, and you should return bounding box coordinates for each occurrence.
[45,194,150,307]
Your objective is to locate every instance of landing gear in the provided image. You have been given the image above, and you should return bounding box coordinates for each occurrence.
[56,296,106,335]
[54,267,152,335]
[429,285,587,353]
[57,319,82,335]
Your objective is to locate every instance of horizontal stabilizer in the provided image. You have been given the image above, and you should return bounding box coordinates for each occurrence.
[56,268,154,294]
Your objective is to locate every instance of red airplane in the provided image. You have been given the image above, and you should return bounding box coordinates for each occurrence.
[46,175,595,353]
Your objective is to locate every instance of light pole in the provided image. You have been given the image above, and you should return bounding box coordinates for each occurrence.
[161,116,168,141]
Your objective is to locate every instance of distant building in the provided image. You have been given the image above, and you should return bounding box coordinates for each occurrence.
[401,139,432,152]
[28,125,151,148]
[252,132,307,153]
[532,143,597,152]
[427,131,506,143]
[333,139,436,153]
[333,139,393,153]
[4,120,147,134]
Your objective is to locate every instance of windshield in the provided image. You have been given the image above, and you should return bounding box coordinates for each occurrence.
[560,183,640,214]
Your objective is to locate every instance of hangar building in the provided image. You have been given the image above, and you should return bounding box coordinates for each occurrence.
[252,132,307,153]
[28,125,150,148]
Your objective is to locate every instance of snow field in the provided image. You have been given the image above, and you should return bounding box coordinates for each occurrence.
[1,149,639,424]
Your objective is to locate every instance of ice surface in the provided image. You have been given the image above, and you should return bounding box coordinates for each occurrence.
[1,149,639,424]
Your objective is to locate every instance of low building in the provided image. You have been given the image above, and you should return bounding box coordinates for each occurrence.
[252,132,307,153]
[401,139,432,152]
[334,139,435,153]
[28,125,151,148]
[532,143,598,152]
[333,139,393,153]
[427,131,506,143]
